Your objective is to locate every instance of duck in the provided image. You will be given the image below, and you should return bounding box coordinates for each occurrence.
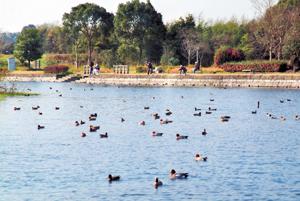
[89,127,97,132]
[81,132,86,137]
[55,107,60,110]
[279,100,284,103]
[165,119,173,123]
[152,131,163,136]
[59,94,62,97]
[270,116,276,119]
[123,100,126,102]
[154,114,160,120]
[37,125,45,129]
[151,96,155,99]
[295,115,299,120]
[80,120,85,125]
[210,93,213,95]
[90,125,100,130]
[160,119,168,124]
[144,107,150,110]
[201,129,207,135]
[221,116,231,119]
[208,107,217,111]
[100,132,108,138]
[280,116,285,121]
[221,118,229,122]
[14,107,21,110]
[286,99,291,101]
[38,112,42,115]
[24,94,30,96]
[75,121,79,126]
[195,107,201,111]
[32,106,39,110]
[121,118,125,122]
[56,90,59,92]
[108,174,120,182]
[137,121,145,125]
[205,111,212,114]
[90,113,97,117]
[166,111,172,116]
[194,112,201,116]
[209,99,214,101]
[252,110,257,114]
[176,133,188,140]
[266,113,271,117]
[89,117,96,121]
[170,169,188,179]
[165,109,169,111]
[195,154,207,161]
[180,96,184,98]
[80,105,83,108]
[153,177,163,187]
[70,88,72,90]
[90,88,93,90]
[49,87,52,89]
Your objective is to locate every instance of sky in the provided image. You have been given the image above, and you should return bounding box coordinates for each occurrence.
[0,0,257,33]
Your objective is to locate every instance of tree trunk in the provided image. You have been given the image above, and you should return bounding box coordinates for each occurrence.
[28,60,30,68]
[269,45,272,61]
[75,40,78,69]
[138,46,142,66]
[88,40,92,66]
[196,50,199,63]
[188,49,190,66]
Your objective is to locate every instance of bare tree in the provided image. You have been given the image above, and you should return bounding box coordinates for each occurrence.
[251,0,276,18]
[180,29,199,65]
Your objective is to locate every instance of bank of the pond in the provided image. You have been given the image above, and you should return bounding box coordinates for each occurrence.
[4,73,300,89]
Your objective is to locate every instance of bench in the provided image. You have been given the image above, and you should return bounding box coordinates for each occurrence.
[242,70,255,74]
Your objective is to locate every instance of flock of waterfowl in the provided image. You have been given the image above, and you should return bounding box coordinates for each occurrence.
[12,85,298,188]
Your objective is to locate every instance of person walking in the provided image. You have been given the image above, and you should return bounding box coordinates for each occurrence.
[193,62,200,74]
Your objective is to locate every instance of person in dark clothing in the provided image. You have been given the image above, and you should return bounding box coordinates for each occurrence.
[193,62,200,74]
[179,65,187,75]
[146,61,153,75]
[90,61,94,75]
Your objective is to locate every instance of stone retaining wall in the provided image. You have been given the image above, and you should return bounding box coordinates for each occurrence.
[4,74,300,89]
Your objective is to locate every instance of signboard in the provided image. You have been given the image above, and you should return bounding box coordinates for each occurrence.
[8,57,15,71]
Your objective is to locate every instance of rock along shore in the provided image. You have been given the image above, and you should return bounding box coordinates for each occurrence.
[4,73,300,89]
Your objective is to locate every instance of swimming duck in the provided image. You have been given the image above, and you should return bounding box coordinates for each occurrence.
[170,169,188,179]
[270,116,276,119]
[194,112,201,116]
[100,132,108,138]
[55,107,60,110]
[90,88,93,90]
[154,114,160,120]
[152,131,163,136]
[221,116,231,119]
[81,132,86,137]
[208,107,217,111]
[279,100,284,103]
[90,125,100,130]
[108,174,120,182]
[286,99,291,101]
[123,100,126,102]
[295,115,299,120]
[144,107,150,110]
[166,111,172,116]
[80,120,85,125]
[205,111,212,114]
[210,93,213,95]
[209,99,214,101]
[153,177,163,187]
[151,96,155,99]
[89,127,97,132]
[14,107,21,110]
[75,121,79,126]
[280,116,285,121]
[221,118,229,122]
[165,119,173,123]
[195,154,207,161]
[266,113,271,117]
[56,90,58,92]
[37,125,45,129]
[165,109,169,111]
[121,118,125,122]
[160,119,168,124]
[180,96,184,98]
[137,121,145,125]
[38,112,42,115]
[89,117,96,121]
[32,106,40,110]
[80,105,83,108]
[176,133,188,140]
[90,113,97,117]
[201,129,207,135]
[195,107,201,111]
[49,87,52,89]
[59,94,62,97]
[252,110,257,114]
[70,88,72,90]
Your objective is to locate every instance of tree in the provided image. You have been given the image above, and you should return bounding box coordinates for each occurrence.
[114,0,166,65]
[180,29,199,65]
[62,3,114,67]
[14,28,43,68]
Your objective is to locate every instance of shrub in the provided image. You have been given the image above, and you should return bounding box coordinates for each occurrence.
[169,57,179,66]
[214,48,246,65]
[218,60,287,73]
[44,65,69,74]
[136,66,147,73]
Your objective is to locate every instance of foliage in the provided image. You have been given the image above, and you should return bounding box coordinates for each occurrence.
[117,44,138,64]
[169,57,180,66]
[44,65,69,74]
[13,28,43,68]
[136,66,147,73]
[114,0,166,65]
[218,60,287,72]
[214,47,246,65]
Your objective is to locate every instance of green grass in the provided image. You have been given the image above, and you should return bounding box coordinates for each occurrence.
[0,92,39,97]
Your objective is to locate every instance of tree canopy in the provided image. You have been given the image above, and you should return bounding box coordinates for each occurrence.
[13,28,43,68]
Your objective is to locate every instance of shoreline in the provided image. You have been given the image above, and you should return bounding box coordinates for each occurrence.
[4,73,300,89]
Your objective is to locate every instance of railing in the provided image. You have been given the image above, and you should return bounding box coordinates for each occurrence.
[113,65,129,74]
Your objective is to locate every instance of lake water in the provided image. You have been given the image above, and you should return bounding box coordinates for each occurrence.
[0,82,300,200]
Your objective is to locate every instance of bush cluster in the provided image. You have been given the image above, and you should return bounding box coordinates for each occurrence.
[44,65,69,74]
[218,61,287,72]
[214,48,246,65]
[136,66,147,73]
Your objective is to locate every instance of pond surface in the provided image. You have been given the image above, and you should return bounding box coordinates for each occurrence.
[0,82,300,200]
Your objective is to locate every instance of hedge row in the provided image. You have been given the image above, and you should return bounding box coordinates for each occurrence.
[44,65,69,74]
[218,61,288,72]
[214,48,246,65]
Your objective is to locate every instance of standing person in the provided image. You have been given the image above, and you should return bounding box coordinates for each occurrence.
[146,61,153,75]
[193,62,200,74]
[94,63,100,75]
[179,65,187,75]
[90,61,94,75]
